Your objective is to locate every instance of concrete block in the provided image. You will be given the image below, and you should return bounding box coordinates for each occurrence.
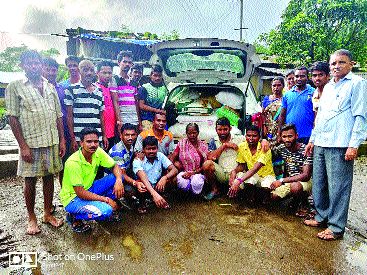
[0,154,18,179]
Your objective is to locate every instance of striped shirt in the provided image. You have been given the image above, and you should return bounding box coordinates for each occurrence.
[108,141,134,170]
[5,77,62,148]
[64,83,104,141]
[112,75,139,125]
[273,143,312,177]
[134,129,175,156]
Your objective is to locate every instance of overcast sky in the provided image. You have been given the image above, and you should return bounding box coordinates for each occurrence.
[0,0,290,57]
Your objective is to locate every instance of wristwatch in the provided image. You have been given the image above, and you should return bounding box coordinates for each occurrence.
[279,178,284,183]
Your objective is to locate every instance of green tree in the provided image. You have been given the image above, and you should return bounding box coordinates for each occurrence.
[40,48,60,58]
[256,0,367,66]
[0,44,29,71]
[160,30,180,41]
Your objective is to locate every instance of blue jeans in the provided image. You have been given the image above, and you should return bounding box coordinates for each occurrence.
[312,146,354,234]
[65,174,119,221]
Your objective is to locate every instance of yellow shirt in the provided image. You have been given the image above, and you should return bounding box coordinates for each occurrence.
[236,141,275,177]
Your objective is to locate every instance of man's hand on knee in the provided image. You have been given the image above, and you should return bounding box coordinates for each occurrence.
[345,147,358,161]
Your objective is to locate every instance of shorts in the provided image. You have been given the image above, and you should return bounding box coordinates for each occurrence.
[236,172,276,188]
[17,145,63,178]
[213,162,231,184]
[272,180,312,198]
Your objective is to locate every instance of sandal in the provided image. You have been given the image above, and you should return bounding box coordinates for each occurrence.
[305,210,316,220]
[109,211,123,222]
[317,229,343,241]
[295,208,310,218]
[303,218,326,227]
[203,191,219,201]
[66,213,91,233]
[137,206,148,214]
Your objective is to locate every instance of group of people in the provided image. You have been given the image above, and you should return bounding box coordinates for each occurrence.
[259,50,367,240]
[5,48,366,241]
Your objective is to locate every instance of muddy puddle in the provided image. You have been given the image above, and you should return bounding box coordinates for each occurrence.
[1,157,367,274]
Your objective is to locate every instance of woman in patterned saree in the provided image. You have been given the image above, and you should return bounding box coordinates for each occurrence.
[171,123,208,195]
[262,76,285,144]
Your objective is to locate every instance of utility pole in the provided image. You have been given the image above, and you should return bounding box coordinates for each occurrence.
[240,0,243,41]
[234,0,248,41]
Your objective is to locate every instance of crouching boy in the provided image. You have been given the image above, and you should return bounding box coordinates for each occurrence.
[133,136,178,210]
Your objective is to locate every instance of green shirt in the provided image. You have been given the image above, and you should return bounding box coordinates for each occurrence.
[60,147,115,207]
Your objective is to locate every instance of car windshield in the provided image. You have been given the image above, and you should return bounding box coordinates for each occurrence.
[158,49,246,77]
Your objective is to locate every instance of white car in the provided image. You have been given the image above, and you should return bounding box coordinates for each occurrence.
[147,38,262,141]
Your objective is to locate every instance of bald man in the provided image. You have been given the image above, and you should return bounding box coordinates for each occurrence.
[65,60,108,152]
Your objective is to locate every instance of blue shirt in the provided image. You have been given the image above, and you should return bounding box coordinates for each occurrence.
[310,72,367,148]
[132,152,172,187]
[58,79,71,90]
[109,141,134,170]
[282,84,315,138]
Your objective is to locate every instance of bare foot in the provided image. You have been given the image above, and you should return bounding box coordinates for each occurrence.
[43,215,64,228]
[27,219,41,235]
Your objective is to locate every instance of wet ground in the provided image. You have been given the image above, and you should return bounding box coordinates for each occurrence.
[0,157,366,274]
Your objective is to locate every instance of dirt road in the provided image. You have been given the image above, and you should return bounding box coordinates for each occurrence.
[1,157,366,274]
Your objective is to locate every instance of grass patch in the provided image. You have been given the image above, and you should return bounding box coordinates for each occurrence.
[0,107,6,116]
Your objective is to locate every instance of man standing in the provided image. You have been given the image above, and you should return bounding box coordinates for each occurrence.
[111,51,141,130]
[129,64,143,88]
[5,50,65,234]
[60,128,124,233]
[114,51,133,85]
[278,66,315,144]
[134,113,175,157]
[310,61,330,116]
[42,57,71,182]
[138,65,168,130]
[59,56,81,90]
[284,70,295,92]
[270,124,312,213]
[202,117,243,200]
[96,61,117,151]
[64,60,108,152]
[304,49,367,240]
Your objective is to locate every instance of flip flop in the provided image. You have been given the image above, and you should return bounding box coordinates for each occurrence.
[295,208,310,218]
[109,211,123,222]
[317,229,343,241]
[203,192,219,201]
[66,213,91,233]
[137,206,148,214]
[303,218,326,227]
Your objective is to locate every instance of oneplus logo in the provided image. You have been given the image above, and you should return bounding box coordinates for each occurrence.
[9,252,37,268]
